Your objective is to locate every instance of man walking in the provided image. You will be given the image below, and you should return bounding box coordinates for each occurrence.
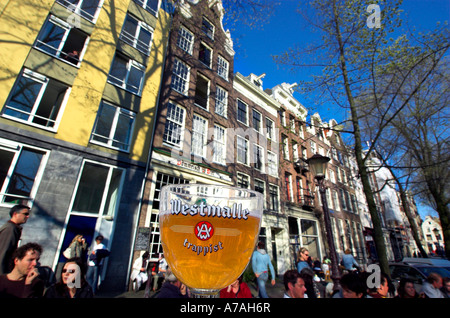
[251,241,276,298]
[0,205,31,274]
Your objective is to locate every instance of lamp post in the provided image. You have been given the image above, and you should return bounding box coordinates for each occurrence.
[306,153,341,293]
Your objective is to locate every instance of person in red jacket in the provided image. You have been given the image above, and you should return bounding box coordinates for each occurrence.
[220,275,252,298]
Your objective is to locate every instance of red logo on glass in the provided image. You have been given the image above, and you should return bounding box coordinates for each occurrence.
[195,221,214,241]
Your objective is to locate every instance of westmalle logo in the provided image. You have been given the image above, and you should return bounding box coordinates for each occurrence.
[195,221,214,241]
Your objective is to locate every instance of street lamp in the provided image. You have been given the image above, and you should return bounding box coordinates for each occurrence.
[306,153,341,293]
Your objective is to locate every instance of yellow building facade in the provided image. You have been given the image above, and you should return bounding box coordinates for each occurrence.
[0,0,171,293]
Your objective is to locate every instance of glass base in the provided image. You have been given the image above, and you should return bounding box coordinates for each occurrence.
[190,288,219,298]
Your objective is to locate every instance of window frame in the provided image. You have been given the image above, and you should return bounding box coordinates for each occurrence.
[162,102,186,149]
[191,114,208,158]
[90,100,136,152]
[171,58,190,95]
[177,25,194,55]
[0,139,49,207]
[107,53,146,95]
[120,14,154,55]
[236,99,248,126]
[236,136,249,165]
[2,69,71,131]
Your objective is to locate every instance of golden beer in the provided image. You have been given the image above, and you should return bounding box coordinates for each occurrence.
[159,185,263,296]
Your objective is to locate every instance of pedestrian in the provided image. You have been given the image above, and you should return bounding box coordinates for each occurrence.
[367,272,391,298]
[220,275,252,298]
[283,269,307,298]
[0,242,44,298]
[322,257,331,281]
[251,241,276,298]
[152,253,168,291]
[86,235,109,294]
[420,272,445,298]
[340,249,359,273]
[296,247,310,273]
[44,257,93,298]
[63,234,87,261]
[299,268,322,298]
[0,204,30,275]
[394,278,423,298]
[130,251,150,291]
[339,272,367,298]
[156,272,188,298]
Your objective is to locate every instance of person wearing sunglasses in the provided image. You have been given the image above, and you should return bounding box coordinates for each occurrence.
[44,258,93,298]
[0,204,31,275]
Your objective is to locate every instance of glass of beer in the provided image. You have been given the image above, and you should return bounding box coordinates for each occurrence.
[159,184,263,297]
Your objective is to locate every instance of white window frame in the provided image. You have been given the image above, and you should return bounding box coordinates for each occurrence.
[120,14,154,55]
[177,25,194,54]
[199,42,213,68]
[107,54,146,95]
[236,136,249,165]
[133,0,160,16]
[253,144,264,172]
[252,109,262,134]
[90,100,136,152]
[266,117,275,141]
[191,114,207,158]
[237,99,248,126]
[171,58,190,95]
[0,139,49,207]
[217,55,229,80]
[34,15,89,67]
[215,86,228,118]
[201,17,214,40]
[213,124,226,165]
[3,69,71,132]
[267,150,278,177]
[163,102,186,148]
[56,0,104,24]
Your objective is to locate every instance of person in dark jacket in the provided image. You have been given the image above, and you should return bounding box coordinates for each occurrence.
[157,272,188,298]
[44,258,93,298]
[0,205,30,274]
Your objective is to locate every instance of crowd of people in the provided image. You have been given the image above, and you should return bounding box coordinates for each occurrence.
[1,205,449,299]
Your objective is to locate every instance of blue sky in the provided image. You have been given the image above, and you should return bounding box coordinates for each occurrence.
[225,0,450,219]
[228,0,449,118]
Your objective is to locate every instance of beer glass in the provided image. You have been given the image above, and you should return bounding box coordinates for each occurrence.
[159,184,263,297]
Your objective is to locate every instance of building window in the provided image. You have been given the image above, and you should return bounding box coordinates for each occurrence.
[199,43,212,68]
[217,55,229,80]
[267,151,278,176]
[213,125,226,165]
[292,142,299,161]
[266,118,275,141]
[253,144,264,171]
[107,53,145,95]
[252,110,262,133]
[149,172,188,257]
[237,173,249,189]
[71,160,124,216]
[269,184,279,211]
[285,173,293,202]
[134,0,159,16]
[290,115,296,132]
[171,58,190,95]
[0,140,48,205]
[215,86,227,117]
[201,17,214,40]
[35,15,88,66]
[120,14,153,55]
[90,101,135,152]
[191,114,207,158]
[255,179,265,194]
[163,102,185,148]
[177,26,194,54]
[3,69,70,130]
[194,74,209,110]
[282,135,289,160]
[236,136,248,165]
[237,99,248,125]
[56,0,103,23]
